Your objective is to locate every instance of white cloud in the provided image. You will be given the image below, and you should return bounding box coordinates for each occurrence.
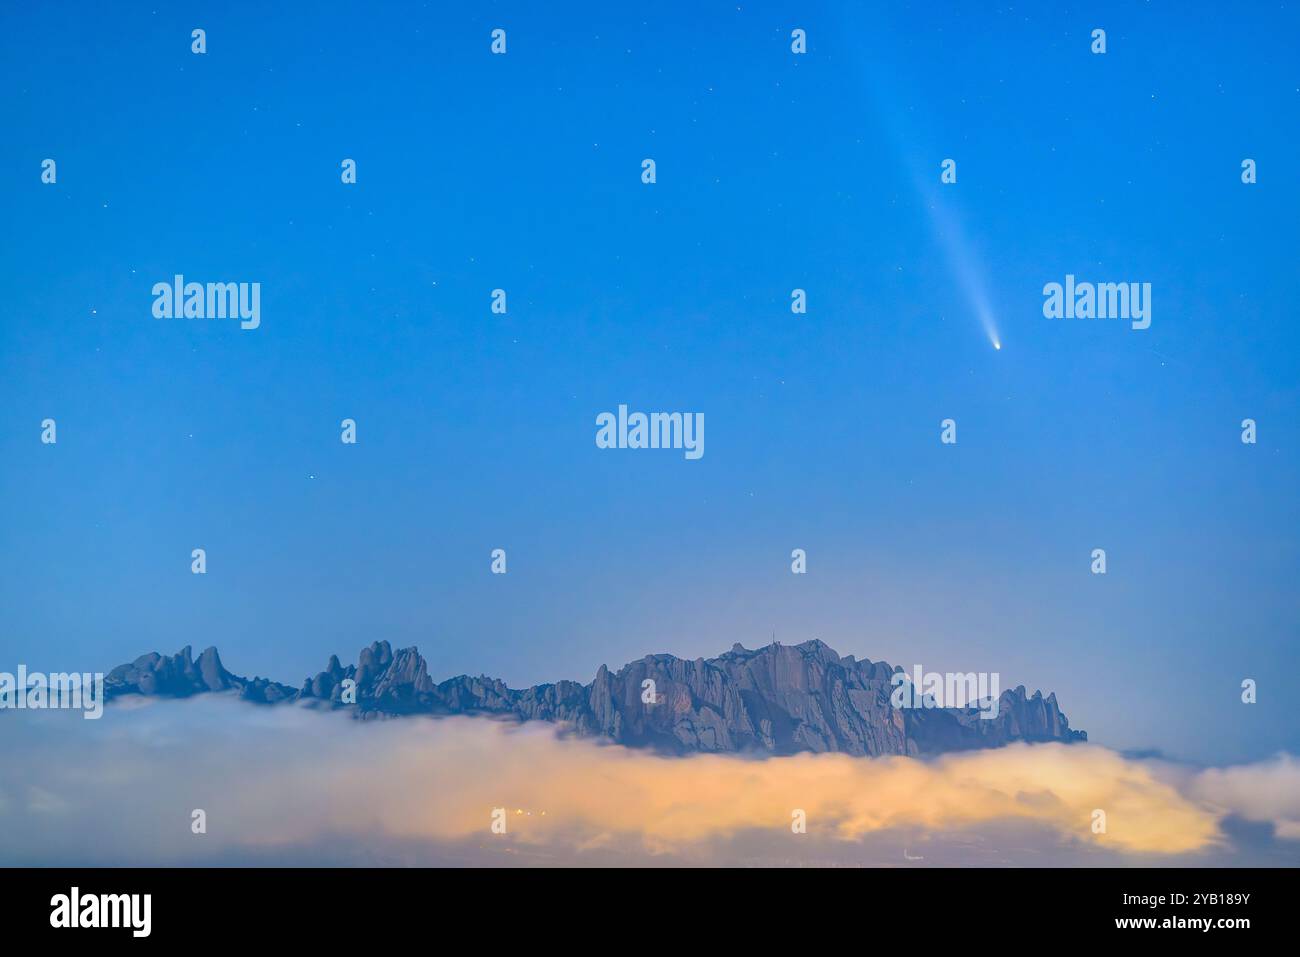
[0,696,1294,865]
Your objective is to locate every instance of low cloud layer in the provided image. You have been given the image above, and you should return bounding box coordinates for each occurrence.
[2,697,1296,866]
[1191,754,1300,839]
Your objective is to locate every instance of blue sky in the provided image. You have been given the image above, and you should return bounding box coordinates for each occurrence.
[1,1,1297,765]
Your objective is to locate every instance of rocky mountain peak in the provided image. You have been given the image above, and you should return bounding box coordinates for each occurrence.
[105,637,1087,757]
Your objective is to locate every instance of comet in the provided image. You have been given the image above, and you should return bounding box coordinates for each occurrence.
[847,40,1005,353]
[920,189,1002,351]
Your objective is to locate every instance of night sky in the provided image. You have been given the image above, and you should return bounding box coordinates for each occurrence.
[2,1,1297,765]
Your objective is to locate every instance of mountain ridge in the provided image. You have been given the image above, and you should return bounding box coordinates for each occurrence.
[104,638,1087,756]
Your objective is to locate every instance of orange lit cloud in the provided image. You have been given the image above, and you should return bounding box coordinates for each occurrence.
[1,698,1291,865]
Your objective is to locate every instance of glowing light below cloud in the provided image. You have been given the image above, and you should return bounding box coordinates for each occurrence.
[2,700,1267,862]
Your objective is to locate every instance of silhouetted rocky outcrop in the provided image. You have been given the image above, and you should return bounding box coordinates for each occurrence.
[105,646,296,703]
[106,638,1086,756]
